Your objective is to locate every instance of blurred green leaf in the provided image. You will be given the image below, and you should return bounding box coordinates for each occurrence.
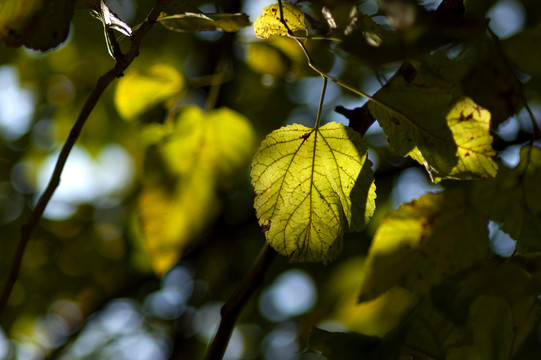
[138,105,256,275]
[306,328,390,360]
[0,0,73,50]
[158,12,251,33]
[251,122,376,264]
[114,63,185,121]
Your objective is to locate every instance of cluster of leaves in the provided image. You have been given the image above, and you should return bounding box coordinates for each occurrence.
[1,0,541,359]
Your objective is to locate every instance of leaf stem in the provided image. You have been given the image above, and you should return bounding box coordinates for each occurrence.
[315,77,328,129]
[523,101,541,139]
[0,0,172,319]
[276,1,402,118]
[204,242,276,360]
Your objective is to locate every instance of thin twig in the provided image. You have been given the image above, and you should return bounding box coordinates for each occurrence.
[0,0,172,319]
[276,1,405,120]
[204,243,276,360]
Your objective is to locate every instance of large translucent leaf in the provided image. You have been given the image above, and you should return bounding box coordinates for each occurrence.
[369,63,497,182]
[0,0,73,50]
[358,189,488,301]
[254,2,306,39]
[138,106,255,275]
[472,145,541,253]
[251,122,376,264]
[114,64,184,121]
[158,12,251,33]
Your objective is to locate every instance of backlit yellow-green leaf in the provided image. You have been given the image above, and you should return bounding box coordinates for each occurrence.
[138,168,217,276]
[114,64,184,121]
[369,62,497,181]
[251,122,376,264]
[254,2,306,39]
[161,106,256,186]
[138,105,256,275]
[324,257,416,337]
[359,189,488,301]
[442,97,498,181]
[247,37,306,77]
[0,0,73,50]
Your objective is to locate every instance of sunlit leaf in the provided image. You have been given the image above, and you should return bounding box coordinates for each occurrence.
[251,122,376,264]
[442,97,498,181]
[359,189,488,301]
[138,168,218,276]
[247,37,305,77]
[324,257,416,337]
[114,64,184,121]
[369,62,497,181]
[334,286,416,337]
[138,105,256,275]
[254,2,306,39]
[158,12,251,33]
[0,0,73,51]
[472,145,541,253]
[160,106,256,186]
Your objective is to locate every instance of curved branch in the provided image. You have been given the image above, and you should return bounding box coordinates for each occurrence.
[204,243,276,360]
[0,0,172,319]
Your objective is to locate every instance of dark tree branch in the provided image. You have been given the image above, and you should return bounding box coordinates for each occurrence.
[204,243,276,360]
[0,0,172,319]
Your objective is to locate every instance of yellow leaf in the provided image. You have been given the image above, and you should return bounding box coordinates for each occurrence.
[114,63,184,121]
[138,105,256,275]
[251,122,376,264]
[442,97,498,181]
[254,2,306,39]
[138,169,217,276]
[161,106,256,186]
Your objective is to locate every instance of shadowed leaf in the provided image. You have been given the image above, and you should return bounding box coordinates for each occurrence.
[472,145,541,253]
[158,12,251,33]
[369,61,497,181]
[359,189,488,301]
[0,0,73,51]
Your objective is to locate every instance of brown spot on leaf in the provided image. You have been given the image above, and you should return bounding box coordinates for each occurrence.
[300,132,311,140]
[262,220,271,232]
[459,111,473,122]
[391,117,400,125]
